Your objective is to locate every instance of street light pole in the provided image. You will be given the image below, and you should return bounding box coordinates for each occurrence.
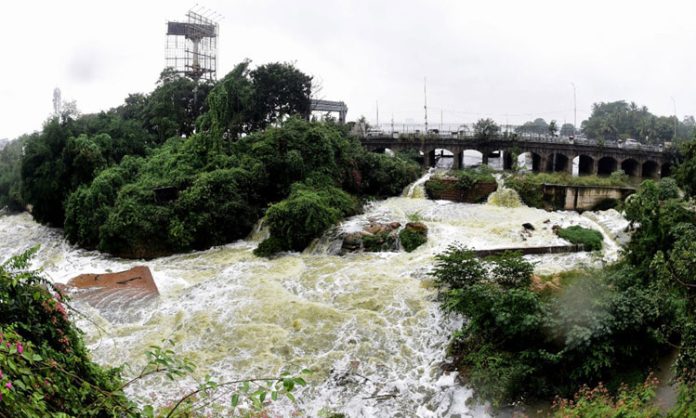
[570,82,577,137]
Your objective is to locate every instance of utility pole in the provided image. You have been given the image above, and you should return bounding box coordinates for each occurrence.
[671,97,678,142]
[424,77,428,134]
[391,114,394,135]
[571,82,577,137]
[376,101,379,129]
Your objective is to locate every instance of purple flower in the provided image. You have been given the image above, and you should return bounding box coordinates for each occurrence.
[5,382,12,390]
[16,343,23,355]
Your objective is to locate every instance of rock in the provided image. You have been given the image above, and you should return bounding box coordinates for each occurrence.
[404,221,428,234]
[342,222,405,253]
[365,222,400,235]
[66,266,159,309]
[342,232,366,251]
[68,266,158,294]
[531,274,561,292]
[522,222,535,231]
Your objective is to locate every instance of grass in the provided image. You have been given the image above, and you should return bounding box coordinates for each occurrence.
[510,171,632,188]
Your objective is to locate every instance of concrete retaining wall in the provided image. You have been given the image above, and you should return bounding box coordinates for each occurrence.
[425,179,498,203]
[542,184,635,211]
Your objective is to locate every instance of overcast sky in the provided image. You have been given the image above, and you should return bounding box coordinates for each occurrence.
[1,0,695,139]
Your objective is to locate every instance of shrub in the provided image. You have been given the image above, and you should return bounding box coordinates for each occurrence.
[552,377,661,418]
[0,248,137,416]
[261,182,360,254]
[431,245,486,289]
[505,176,545,208]
[363,232,397,252]
[487,251,534,289]
[556,225,604,251]
[399,227,427,252]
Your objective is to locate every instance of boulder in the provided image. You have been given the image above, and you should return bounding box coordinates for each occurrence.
[342,232,367,251]
[364,222,400,235]
[404,222,428,234]
[66,266,159,310]
[522,223,535,231]
[68,266,158,295]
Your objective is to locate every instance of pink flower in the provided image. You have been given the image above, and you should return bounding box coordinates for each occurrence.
[5,382,12,390]
[16,343,23,355]
[0,369,3,378]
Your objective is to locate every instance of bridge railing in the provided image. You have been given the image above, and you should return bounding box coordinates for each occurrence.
[360,131,667,153]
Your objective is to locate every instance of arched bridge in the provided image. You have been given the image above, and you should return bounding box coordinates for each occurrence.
[360,135,670,178]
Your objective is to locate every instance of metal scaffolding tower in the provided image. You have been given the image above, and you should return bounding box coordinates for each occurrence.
[165,10,219,81]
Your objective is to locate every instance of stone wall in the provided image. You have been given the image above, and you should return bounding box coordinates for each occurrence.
[425,178,498,203]
[542,184,635,211]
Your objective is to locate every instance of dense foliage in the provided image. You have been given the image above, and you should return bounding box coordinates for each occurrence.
[0,136,27,211]
[433,171,696,411]
[399,225,428,252]
[674,139,696,197]
[581,101,694,144]
[0,248,138,416]
[556,226,604,251]
[258,181,360,255]
[6,61,420,258]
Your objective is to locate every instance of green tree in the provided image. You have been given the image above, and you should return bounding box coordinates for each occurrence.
[474,118,500,140]
[0,136,28,211]
[560,123,576,137]
[674,139,696,196]
[201,61,312,142]
[143,68,214,144]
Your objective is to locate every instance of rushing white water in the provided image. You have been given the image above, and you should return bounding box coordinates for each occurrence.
[0,173,629,417]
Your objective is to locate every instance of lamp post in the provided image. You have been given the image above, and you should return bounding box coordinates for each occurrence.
[570,82,577,137]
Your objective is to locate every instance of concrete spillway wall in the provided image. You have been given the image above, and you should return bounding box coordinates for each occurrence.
[542,184,635,212]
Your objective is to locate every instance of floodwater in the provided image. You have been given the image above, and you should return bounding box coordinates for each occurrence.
[0,172,630,417]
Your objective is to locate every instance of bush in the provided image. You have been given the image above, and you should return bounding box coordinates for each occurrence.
[556,226,604,251]
[505,176,545,208]
[261,182,360,254]
[0,248,137,416]
[399,226,427,252]
[552,377,661,418]
[487,251,534,289]
[432,243,679,407]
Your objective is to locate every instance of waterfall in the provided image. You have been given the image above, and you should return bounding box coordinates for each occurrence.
[487,174,522,207]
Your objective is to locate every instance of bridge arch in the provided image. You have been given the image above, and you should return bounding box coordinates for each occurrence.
[620,158,641,177]
[372,147,395,156]
[642,160,660,178]
[597,156,618,176]
[546,153,571,173]
[576,155,596,176]
[517,152,542,172]
[461,149,484,168]
[661,162,672,178]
